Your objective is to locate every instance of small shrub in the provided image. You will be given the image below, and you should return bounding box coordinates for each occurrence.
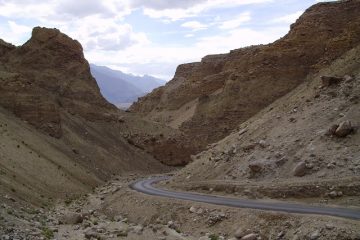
[64,198,72,206]
[209,234,219,240]
[42,227,54,239]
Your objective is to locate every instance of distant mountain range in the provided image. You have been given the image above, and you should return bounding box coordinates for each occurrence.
[90,64,166,109]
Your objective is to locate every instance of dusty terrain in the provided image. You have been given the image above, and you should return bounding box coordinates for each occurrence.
[0,26,201,206]
[1,1,360,240]
[0,27,192,171]
[1,174,360,240]
[130,0,360,165]
[166,41,360,207]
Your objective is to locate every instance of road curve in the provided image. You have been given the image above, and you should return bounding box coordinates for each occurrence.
[130,176,360,220]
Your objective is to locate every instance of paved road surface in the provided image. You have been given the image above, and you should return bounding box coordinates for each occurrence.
[130,176,360,220]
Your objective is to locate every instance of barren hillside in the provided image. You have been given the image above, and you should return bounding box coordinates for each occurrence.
[130,0,360,165]
[0,27,179,204]
[1,2,360,240]
[168,42,360,204]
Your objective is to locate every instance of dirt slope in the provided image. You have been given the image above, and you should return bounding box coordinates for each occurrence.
[130,0,360,165]
[168,43,360,203]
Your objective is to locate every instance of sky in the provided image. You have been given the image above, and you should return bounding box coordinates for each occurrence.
[0,0,333,80]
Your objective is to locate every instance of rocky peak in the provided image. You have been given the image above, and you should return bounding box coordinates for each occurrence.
[0,27,116,138]
[24,27,83,58]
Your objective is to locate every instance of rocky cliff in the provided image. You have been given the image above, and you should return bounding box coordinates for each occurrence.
[0,27,191,169]
[130,0,360,164]
[0,27,177,203]
[168,42,360,202]
[0,27,116,138]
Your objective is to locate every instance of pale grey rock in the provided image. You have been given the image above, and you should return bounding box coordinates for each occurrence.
[241,233,258,240]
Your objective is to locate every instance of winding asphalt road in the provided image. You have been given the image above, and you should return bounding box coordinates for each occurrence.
[130,176,360,220]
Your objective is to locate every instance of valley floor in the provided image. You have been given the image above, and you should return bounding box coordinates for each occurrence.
[1,172,360,240]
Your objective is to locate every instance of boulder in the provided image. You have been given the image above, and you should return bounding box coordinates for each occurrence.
[234,228,247,239]
[321,75,343,86]
[329,191,343,198]
[198,236,211,240]
[189,206,197,213]
[334,120,353,137]
[84,228,102,239]
[293,162,307,177]
[329,191,338,198]
[241,233,258,240]
[258,140,267,148]
[59,212,83,225]
[248,161,264,173]
[309,230,320,240]
[327,124,339,136]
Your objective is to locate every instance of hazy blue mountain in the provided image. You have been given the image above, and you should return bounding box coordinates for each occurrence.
[90,64,165,108]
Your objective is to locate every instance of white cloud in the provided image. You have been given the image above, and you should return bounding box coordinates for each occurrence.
[143,8,195,21]
[8,21,31,35]
[0,1,54,19]
[55,0,113,18]
[0,21,32,45]
[58,17,150,51]
[195,27,288,54]
[218,12,251,29]
[85,25,288,80]
[271,11,303,24]
[0,1,147,52]
[130,0,207,10]
[181,21,207,31]
[141,0,272,21]
[0,0,131,21]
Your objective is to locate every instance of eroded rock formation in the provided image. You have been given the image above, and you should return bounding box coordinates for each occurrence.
[0,27,116,138]
[130,0,360,164]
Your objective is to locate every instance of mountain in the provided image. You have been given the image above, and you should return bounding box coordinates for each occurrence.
[0,27,176,204]
[1,2,360,239]
[130,0,360,165]
[90,64,165,108]
[169,42,360,205]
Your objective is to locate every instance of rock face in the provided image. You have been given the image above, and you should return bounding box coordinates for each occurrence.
[168,39,360,198]
[0,27,115,138]
[0,27,194,166]
[0,39,15,55]
[0,27,174,202]
[130,1,360,164]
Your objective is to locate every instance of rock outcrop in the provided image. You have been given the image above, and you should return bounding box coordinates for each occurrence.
[0,39,15,55]
[0,27,191,167]
[0,27,175,203]
[130,0,360,164]
[168,42,360,199]
[0,27,115,138]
